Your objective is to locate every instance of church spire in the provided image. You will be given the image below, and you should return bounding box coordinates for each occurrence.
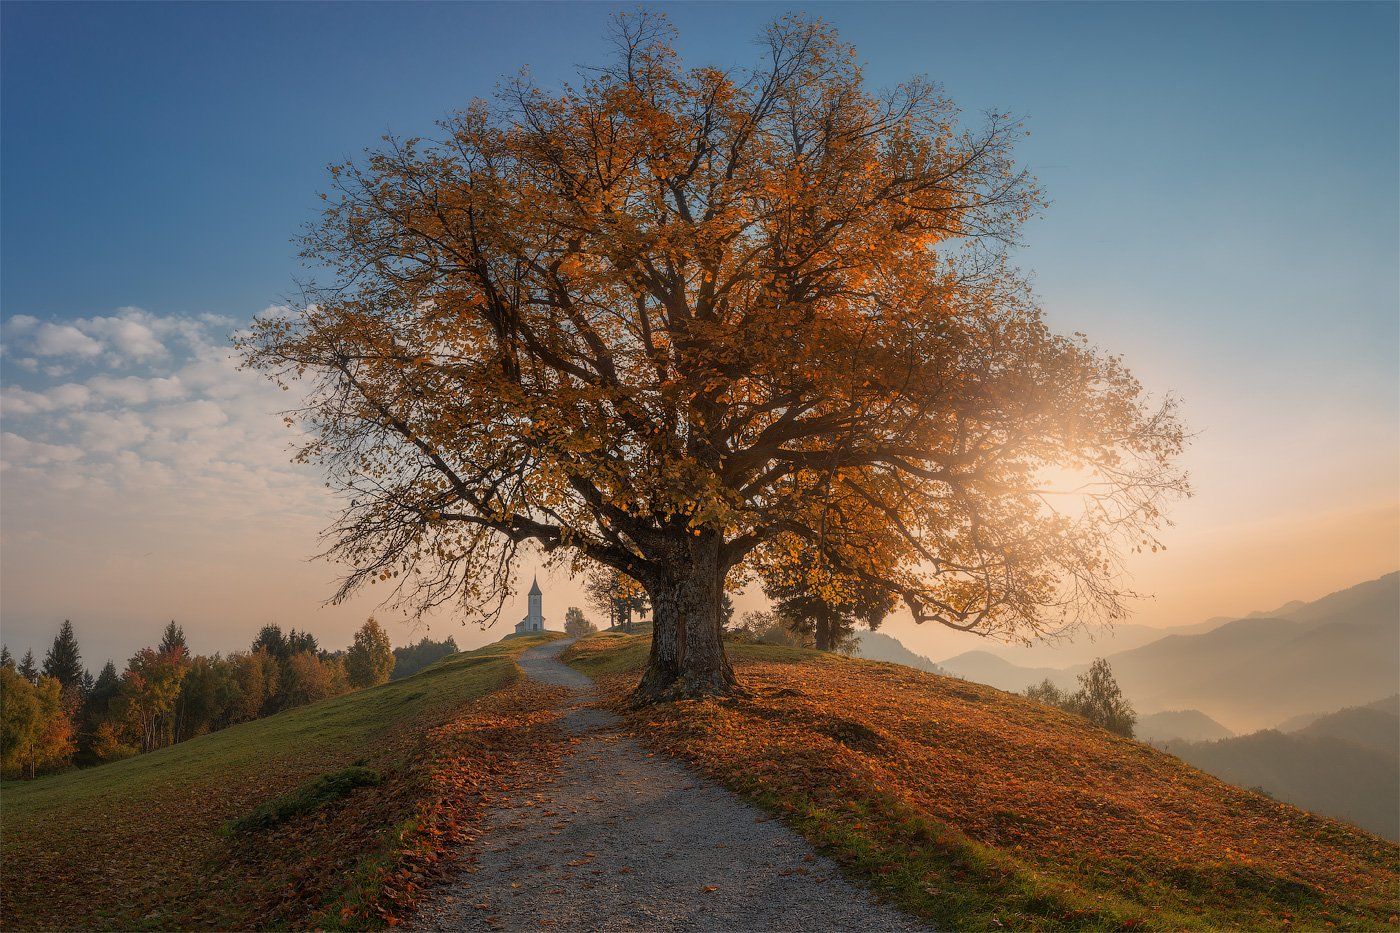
[528,575,542,596]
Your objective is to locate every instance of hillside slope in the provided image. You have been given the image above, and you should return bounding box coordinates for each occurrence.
[1160,730,1399,841]
[568,635,1398,930]
[0,635,562,931]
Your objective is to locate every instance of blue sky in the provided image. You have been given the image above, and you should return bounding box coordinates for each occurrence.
[2,2,1396,666]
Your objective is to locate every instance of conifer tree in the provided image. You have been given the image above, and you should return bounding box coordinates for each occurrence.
[251,624,289,659]
[286,629,319,656]
[43,620,85,690]
[89,661,120,709]
[18,650,37,684]
[157,621,187,657]
[0,646,12,670]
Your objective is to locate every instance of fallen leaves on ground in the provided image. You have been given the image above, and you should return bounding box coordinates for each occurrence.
[569,638,1400,930]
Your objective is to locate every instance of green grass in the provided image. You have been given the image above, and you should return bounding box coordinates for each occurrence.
[0,633,557,931]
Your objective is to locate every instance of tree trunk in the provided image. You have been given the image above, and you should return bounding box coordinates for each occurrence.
[631,532,738,703]
[814,607,833,652]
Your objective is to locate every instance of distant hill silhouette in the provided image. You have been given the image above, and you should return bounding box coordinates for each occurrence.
[1161,724,1399,840]
[852,631,948,674]
[1296,696,1399,757]
[941,573,1399,732]
[1107,573,1398,730]
[1136,709,1234,743]
[935,649,1082,693]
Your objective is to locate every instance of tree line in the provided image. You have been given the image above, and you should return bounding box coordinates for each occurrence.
[0,618,452,779]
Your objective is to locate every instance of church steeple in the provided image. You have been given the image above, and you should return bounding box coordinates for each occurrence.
[516,575,546,634]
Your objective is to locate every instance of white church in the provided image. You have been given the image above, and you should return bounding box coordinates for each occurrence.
[513,576,547,634]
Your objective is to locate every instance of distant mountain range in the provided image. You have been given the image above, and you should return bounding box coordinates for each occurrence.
[940,573,1399,732]
[1159,695,1400,840]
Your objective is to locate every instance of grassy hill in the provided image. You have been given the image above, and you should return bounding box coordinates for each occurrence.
[0,634,562,931]
[566,634,1399,930]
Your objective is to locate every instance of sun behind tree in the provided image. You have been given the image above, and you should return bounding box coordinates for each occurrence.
[240,11,1187,701]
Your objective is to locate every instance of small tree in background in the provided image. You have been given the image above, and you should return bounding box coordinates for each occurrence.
[1071,658,1137,738]
[1,669,75,778]
[251,624,289,660]
[390,636,458,680]
[1025,658,1135,738]
[118,647,189,753]
[564,607,597,638]
[2,646,15,670]
[586,569,649,633]
[345,618,394,688]
[157,621,187,657]
[43,621,85,696]
[1025,679,1069,707]
[18,650,38,684]
[286,629,319,656]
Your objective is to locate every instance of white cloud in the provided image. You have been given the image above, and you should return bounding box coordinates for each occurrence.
[0,383,91,416]
[0,432,85,466]
[146,399,229,432]
[70,410,152,453]
[82,313,165,362]
[88,374,185,406]
[31,322,103,358]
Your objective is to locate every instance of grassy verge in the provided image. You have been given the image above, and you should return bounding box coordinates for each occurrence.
[1,633,563,931]
[564,635,1400,930]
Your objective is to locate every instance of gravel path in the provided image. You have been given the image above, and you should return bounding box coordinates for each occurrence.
[411,638,926,932]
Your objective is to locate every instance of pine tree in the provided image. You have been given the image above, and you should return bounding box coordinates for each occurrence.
[286,629,319,656]
[251,624,288,659]
[0,646,12,670]
[42,620,85,690]
[157,621,187,658]
[87,662,120,714]
[18,650,37,683]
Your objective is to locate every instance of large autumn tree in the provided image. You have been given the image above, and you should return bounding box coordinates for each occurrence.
[241,13,1186,701]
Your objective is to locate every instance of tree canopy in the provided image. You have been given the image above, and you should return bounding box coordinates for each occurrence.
[241,12,1186,699]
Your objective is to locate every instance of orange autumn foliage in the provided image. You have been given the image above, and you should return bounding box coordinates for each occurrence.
[240,11,1187,699]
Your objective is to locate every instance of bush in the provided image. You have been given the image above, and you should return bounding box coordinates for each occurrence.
[230,765,382,833]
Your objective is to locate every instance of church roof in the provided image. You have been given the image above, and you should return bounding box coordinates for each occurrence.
[528,575,542,596]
